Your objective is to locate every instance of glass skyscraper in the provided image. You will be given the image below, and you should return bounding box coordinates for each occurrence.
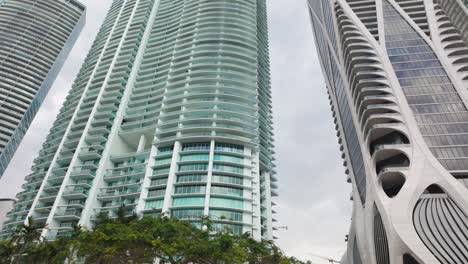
[309,0,468,263]
[1,0,277,241]
[0,0,85,177]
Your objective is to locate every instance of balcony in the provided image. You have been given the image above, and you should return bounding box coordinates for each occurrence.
[91,208,135,220]
[62,188,89,199]
[64,200,87,209]
[370,131,410,156]
[55,209,82,220]
[39,191,59,202]
[88,125,112,136]
[84,134,108,145]
[35,213,50,221]
[47,172,66,184]
[78,145,104,161]
[70,165,97,180]
[97,187,141,200]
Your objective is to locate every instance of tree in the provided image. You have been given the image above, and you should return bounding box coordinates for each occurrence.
[0,215,312,264]
[9,216,46,264]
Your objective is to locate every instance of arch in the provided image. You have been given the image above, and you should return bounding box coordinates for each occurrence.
[375,151,410,176]
[369,130,409,155]
[424,184,444,194]
[403,254,420,264]
[380,171,406,198]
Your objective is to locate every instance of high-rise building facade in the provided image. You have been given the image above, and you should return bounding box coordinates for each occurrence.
[1,0,277,241]
[0,0,85,177]
[309,0,468,263]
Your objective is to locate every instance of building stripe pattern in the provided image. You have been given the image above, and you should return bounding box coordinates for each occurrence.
[1,0,276,241]
[309,0,468,263]
[0,0,85,177]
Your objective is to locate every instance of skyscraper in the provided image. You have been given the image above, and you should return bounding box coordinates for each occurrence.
[0,0,85,177]
[309,0,468,263]
[1,0,277,241]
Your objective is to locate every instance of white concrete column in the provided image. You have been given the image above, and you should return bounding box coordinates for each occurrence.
[262,171,274,241]
[162,141,181,215]
[137,134,147,152]
[135,145,158,214]
[203,140,216,216]
[251,150,262,240]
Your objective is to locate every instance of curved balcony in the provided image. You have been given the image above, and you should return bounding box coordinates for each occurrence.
[78,145,104,161]
[62,187,89,200]
[54,209,82,221]
[363,113,402,137]
[360,103,399,125]
[70,166,97,180]
[370,129,410,153]
[97,187,142,201]
[357,95,396,118]
[375,150,410,179]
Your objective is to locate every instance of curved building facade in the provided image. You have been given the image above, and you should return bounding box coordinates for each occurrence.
[1,0,276,241]
[0,0,85,177]
[309,0,468,263]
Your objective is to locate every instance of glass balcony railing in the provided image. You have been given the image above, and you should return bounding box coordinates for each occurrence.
[97,187,141,198]
[55,210,82,218]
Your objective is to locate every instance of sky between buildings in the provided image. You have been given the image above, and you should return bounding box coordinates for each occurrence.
[0,0,351,263]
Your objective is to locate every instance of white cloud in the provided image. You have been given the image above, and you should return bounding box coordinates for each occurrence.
[0,0,351,263]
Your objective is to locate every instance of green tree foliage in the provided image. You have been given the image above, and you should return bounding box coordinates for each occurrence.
[0,212,312,264]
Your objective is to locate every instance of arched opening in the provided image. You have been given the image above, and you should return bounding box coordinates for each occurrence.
[380,172,406,198]
[370,131,409,155]
[423,184,444,194]
[376,152,410,175]
[403,254,420,264]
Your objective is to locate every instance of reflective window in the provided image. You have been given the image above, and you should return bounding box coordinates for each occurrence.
[384,0,468,172]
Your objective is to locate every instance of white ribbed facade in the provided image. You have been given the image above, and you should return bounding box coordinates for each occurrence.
[309,0,468,263]
[0,0,85,177]
[1,0,277,241]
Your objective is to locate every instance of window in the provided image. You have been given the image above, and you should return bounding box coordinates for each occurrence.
[213,223,243,235]
[172,209,204,219]
[182,143,210,151]
[210,209,243,222]
[179,163,208,172]
[211,174,243,185]
[177,174,207,183]
[211,186,243,197]
[158,146,173,154]
[213,154,243,164]
[151,177,167,186]
[154,157,172,165]
[175,185,206,194]
[153,166,170,175]
[210,197,243,210]
[148,188,166,198]
[172,197,205,207]
[212,164,243,174]
[180,153,209,161]
[145,199,163,209]
[214,143,243,154]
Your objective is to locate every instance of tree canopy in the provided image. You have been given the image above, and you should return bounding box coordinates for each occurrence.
[0,211,312,264]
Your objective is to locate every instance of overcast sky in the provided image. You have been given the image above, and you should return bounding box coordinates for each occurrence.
[0,0,351,262]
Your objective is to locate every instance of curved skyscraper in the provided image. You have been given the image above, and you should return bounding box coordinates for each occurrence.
[309,0,468,263]
[1,0,277,241]
[0,0,85,177]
